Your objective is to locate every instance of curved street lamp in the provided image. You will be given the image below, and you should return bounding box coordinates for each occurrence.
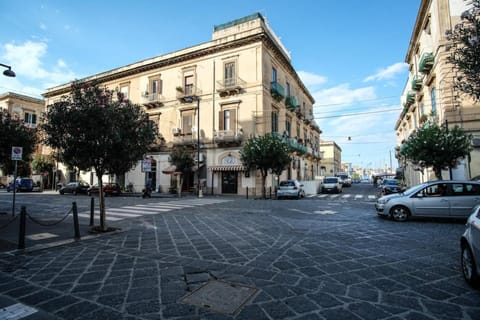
[0,63,16,77]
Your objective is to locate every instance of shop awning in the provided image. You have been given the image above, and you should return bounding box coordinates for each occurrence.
[208,165,245,172]
[162,165,177,174]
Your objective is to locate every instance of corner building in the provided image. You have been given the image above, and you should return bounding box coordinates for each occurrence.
[396,0,480,186]
[43,13,322,195]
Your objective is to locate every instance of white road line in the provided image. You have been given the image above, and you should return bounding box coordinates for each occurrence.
[355,194,364,199]
[77,213,123,221]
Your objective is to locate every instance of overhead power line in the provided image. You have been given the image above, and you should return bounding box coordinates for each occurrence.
[314,108,401,119]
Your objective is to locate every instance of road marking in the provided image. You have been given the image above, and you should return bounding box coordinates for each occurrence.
[0,303,37,319]
[355,194,363,199]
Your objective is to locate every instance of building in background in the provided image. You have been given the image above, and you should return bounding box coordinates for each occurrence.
[396,0,480,186]
[43,13,322,195]
[319,140,341,177]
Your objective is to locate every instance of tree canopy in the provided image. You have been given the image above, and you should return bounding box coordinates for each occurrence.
[400,121,472,179]
[41,81,158,230]
[0,109,38,177]
[446,0,480,100]
[240,133,292,197]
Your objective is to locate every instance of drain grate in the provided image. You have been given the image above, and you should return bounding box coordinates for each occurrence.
[181,280,257,315]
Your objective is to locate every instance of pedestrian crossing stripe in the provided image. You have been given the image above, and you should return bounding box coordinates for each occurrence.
[79,198,232,222]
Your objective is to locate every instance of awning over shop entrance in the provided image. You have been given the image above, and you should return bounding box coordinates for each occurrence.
[162,165,177,174]
[208,165,245,172]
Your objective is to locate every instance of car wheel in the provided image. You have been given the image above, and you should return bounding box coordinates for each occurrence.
[59,190,64,195]
[390,206,410,222]
[461,243,479,287]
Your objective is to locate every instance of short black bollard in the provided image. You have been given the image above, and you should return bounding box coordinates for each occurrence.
[72,202,81,240]
[246,187,249,199]
[18,206,26,250]
[89,197,94,226]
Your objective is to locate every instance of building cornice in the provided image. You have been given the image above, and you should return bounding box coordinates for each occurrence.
[406,0,430,62]
[0,92,44,105]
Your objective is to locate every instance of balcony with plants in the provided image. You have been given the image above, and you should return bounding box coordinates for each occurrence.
[411,76,423,91]
[270,81,285,102]
[285,95,298,111]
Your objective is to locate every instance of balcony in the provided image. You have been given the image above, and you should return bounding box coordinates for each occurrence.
[217,77,246,97]
[176,84,201,103]
[172,133,203,146]
[411,76,423,91]
[141,92,164,109]
[405,91,415,106]
[270,81,285,101]
[419,52,434,74]
[213,129,243,146]
[285,96,299,111]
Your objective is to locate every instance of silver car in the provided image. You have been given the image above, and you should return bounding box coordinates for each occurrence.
[322,177,343,194]
[461,205,480,287]
[277,180,305,199]
[375,180,480,222]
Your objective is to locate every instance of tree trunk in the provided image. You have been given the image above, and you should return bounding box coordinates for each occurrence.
[433,166,443,180]
[261,173,267,199]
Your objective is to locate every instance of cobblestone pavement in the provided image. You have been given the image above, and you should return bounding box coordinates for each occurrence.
[0,197,479,320]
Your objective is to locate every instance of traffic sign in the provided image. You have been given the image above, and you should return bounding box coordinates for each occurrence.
[11,146,22,161]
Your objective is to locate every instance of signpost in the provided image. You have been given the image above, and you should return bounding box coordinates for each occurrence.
[11,146,22,216]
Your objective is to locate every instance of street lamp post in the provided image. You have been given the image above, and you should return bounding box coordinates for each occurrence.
[0,63,16,77]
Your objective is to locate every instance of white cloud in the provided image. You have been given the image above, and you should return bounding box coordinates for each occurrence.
[363,62,408,82]
[0,40,77,93]
[298,70,327,87]
[313,83,376,107]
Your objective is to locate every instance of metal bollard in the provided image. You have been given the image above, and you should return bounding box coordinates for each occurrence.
[18,206,26,249]
[246,187,249,199]
[72,202,81,240]
[89,197,94,226]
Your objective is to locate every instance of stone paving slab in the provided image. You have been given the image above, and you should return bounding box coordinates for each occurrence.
[0,197,479,319]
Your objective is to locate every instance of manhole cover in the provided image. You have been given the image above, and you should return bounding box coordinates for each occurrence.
[181,280,257,314]
[26,233,59,240]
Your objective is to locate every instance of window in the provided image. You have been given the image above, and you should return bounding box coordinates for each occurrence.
[431,87,437,114]
[272,67,277,82]
[224,62,235,86]
[149,76,162,98]
[420,102,425,115]
[219,108,236,131]
[271,109,278,133]
[120,83,129,99]
[296,122,301,138]
[182,111,194,134]
[286,82,291,97]
[184,75,194,95]
[285,117,291,137]
[24,112,37,127]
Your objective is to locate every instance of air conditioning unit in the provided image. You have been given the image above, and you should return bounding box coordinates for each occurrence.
[172,128,181,136]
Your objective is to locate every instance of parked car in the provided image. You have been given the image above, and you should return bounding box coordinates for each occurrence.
[277,180,305,199]
[87,183,122,196]
[382,178,401,195]
[336,173,352,187]
[59,181,90,195]
[460,205,480,287]
[376,180,480,222]
[321,177,343,194]
[6,178,34,192]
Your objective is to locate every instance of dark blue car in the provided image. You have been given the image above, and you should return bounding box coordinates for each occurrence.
[7,178,34,192]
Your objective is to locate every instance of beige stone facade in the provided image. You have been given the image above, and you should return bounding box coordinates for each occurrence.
[396,0,480,186]
[319,141,341,177]
[43,13,322,195]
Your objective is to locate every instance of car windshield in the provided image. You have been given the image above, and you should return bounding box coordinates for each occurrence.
[324,178,338,183]
[384,179,398,185]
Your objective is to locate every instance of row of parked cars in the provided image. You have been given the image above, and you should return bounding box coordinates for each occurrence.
[276,176,353,199]
[375,179,480,288]
[58,181,122,196]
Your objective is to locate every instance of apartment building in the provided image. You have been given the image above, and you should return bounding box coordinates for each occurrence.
[43,13,322,195]
[319,141,341,177]
[396,0,480,186]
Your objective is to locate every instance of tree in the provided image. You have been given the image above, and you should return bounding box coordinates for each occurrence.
[168,146,195,197]
[41,81,158,231]
[31,154,55,188]
[400,121,472,179]
[0,109,38,177]
[446,0,480,100]
[240,134,292,198]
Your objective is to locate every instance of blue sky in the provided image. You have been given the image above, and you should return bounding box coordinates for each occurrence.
[0,0,421,170]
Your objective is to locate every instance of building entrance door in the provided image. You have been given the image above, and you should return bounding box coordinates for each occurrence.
[221,171,238,194]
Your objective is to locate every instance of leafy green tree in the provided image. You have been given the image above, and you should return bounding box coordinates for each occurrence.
[31,154,55,188]
[42,81,158,231]
[168,146,195,197]
[0,109,38,177]
[240,134,292,198]
[400,121,472,179]
[446,0,480,100]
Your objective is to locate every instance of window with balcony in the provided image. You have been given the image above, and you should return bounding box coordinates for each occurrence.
[431,87,437,115]
[285,117,291,137]
[271,108,279,133]
[182,111,194,135]
[286,82,291,97]
[120,83,129,99]
[184,75,194,96]
[272,67,277,82]
[224,62,235,87]
[296,122,301,138]
[219,109,236,131]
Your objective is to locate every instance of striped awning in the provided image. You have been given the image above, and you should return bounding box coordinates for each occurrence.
[209,165,245,171]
